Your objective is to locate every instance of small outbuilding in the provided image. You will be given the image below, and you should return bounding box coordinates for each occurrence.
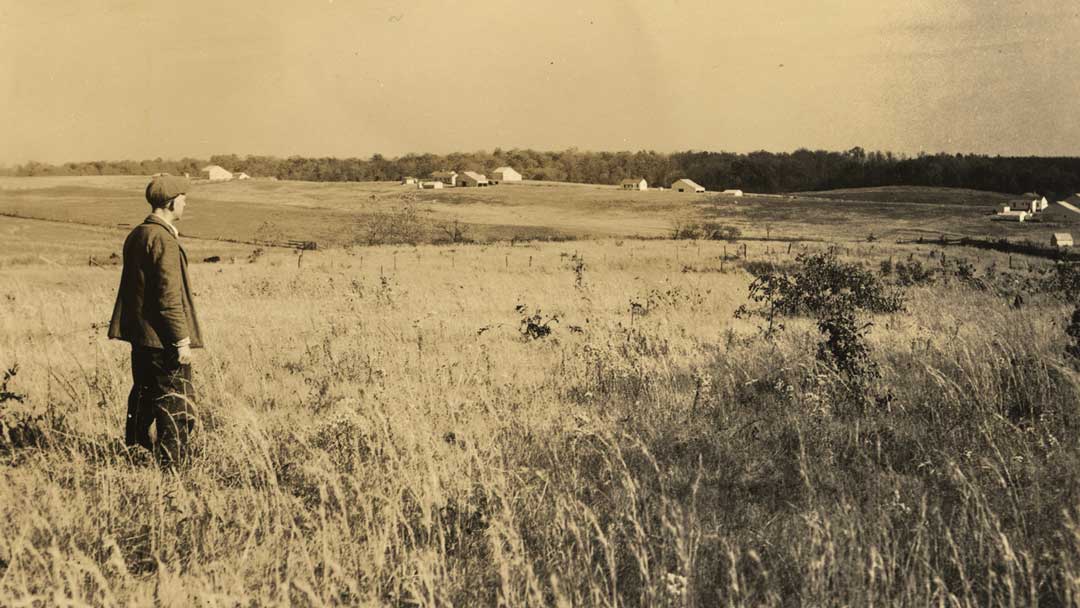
[402,177,417,185]
[490,166,522,184]
[458,171,489,187]
[419,181,444,189]
[671,179,705,193]
[201,165,233,181]
[621,178,648,191]
[432,171,458,186]
[993,210,1028,222]
[722,189,744,197]
[1052,232,1073,247]
[235,172,251,180]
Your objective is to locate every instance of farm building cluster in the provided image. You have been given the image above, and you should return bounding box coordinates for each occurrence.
[405,167,523,189]
[407,171,740,194]
[994,193,1080,225]
[991,192,1078,247]
[618,177,743,194]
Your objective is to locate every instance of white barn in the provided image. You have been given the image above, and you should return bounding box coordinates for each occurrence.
[621,178,647,191]
[491,166,522,183]
[201,165,233,181]
[671,179,705,193]
[458,171,489,187]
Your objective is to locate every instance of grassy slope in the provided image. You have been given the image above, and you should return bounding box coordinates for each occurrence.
[0,177,1058,247]
[0,216,260,268]
[2,236,1080,605]
[790,185,1016,206]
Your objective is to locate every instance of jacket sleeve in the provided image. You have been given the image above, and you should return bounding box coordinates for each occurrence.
[147,231,189,346]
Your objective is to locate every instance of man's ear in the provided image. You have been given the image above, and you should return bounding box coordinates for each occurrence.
[167,199,176,212]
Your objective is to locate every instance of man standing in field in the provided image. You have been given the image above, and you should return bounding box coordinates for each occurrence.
[108,174,203,467]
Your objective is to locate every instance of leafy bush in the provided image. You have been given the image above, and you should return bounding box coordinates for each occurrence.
[1046,262,1080,299]
[738,251,904,320]
[700,222,741,241]
[365,205,423,245]
[1067,306,1080,361]
[894,258,936,286]
[670,221,741,241]
[736,251,902,384]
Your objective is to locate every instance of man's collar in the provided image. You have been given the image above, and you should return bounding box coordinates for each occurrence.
[144,214,179,239]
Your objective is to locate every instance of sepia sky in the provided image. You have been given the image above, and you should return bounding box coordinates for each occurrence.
[2,0,1079,165]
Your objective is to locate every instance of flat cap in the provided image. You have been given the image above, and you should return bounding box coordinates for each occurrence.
[145,174,190,207]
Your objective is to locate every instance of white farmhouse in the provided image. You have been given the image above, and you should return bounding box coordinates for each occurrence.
[1010,198,1037,214]
[490,166,522,184]
[671,179,705,193]
[621,178,648,191]
[1022,192,1049,212]
[201,165,233,181]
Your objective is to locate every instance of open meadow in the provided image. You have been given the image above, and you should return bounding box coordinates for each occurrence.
[2,179,1080,605]
[1,177,1067,251]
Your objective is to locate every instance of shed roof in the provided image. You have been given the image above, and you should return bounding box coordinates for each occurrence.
[1060,196,1080,211]
[460,171,487,180]
[673,178,704,189]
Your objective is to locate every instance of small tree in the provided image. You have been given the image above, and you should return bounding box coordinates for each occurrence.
[736,251,903,382]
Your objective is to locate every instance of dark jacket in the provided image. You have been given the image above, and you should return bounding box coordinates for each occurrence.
[108,215,203,349]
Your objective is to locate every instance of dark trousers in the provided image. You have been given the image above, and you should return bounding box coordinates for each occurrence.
[125,346,196,466]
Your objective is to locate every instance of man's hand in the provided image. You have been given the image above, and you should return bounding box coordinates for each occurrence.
[177,344,193,365]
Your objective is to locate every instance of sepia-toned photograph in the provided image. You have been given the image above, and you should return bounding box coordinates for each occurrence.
[3,1,1080,605]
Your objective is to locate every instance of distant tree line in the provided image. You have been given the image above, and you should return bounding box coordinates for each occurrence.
[7,148,1080,197]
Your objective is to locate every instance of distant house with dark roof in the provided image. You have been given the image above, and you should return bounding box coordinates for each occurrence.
[458,171,489,187]
[431,171,458,186]
[671,178,705,193]
[201,165,232,181]
[621,178,647,191]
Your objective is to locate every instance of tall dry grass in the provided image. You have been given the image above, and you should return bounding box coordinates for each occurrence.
[1,238,1079,606]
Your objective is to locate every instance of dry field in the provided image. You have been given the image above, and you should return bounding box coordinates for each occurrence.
[2,179,1080,605]
[0,177,1055,249]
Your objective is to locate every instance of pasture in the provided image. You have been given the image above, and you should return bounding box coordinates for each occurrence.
[1,178,1080,605]
[0,177,1060,251]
